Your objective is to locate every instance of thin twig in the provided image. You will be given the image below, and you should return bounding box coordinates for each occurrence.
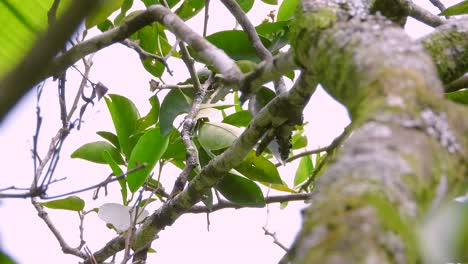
[42,164,147,200]
[428,0,446,13]
[188,193,310,213]
[408,2,445,27]
[262,227,289,252]
[169,42,212,198]
[203,0,210,37]
[121,39,173,75]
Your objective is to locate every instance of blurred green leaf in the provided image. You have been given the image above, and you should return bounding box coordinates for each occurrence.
[294,155,313,187]
[0,251,15,264]
[127,127,169,192]
[223,110,252,127]
[198,122,243,150]
[162,129,186,161]
[97,19,114,32]
[291,130,307,149]
[261,0,278,5]
[440,1,468,16]
[41,196,85,211]
[236,60,257,73]
[198,30,271,62]
[236,0,254,13]
[96,131,120,149]
[105,94,140,157]
[175,0,205,20]
[160,88,195,136]
[114,0,133,25]
[235,151,282,184]
[216,174,265,207]
[71,141,124,165]
[102,151,127,205]
[86,0,124,29]
[137,96,160,131]
[277,0,299,21]
[446,89,468,105]
[255,20,289,38]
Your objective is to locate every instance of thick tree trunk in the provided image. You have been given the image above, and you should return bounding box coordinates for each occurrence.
[287,1,468,263]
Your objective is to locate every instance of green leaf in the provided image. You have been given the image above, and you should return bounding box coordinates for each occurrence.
[235,151,282,184]
[97,131,120,149]
[0,0,62,78]
[277,0,299,21]
[175,0,205,20]
[236,60,257,73]
[105,94,140,157]
[261,0,278,5]
[248,86,276,114]
[97,19,114,32]
[127,127,169,192]
[294,155,313,187]
[160,88,195,136]
[132,23,168,78]
[198,122,243,150]
[446,89,468,105]
[41,196,85,211]
[0,251,15,264]
[236,0,254,13]
[86,0,124,29]
[162,129,186,161]
[136,96,160,131]
[71,141,124,165]
[102,151,127,205]
[216,174,265,207]
[200,30,271,61]
[260,181,296,193]
[255,21,289,38]
[291,130,307,149]
[223,110,252,127]
[440,0,468,16]
[114,0,134,25]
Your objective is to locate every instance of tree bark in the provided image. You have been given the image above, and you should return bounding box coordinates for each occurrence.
[286,1,468,263]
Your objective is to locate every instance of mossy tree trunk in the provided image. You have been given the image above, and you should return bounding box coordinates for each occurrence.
[287,1,468,263]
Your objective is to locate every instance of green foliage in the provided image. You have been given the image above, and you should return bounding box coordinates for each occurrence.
[222,110,252,127]
[105,94,140,158]
[235,151,282,184]
[114,0,134,25]
[261,0,278,5]
[277,0,299,21]
[96,131,120,149]
[127,127,169,192]
[102,151,128,205]
[294,155,313,187]
[71,141,125,165]
[216,174,265,207]
[86,0,124,29]
[446,89,468,105]
[160,88,195,136]
[197,122,243,150]
[0,0,62,77]
[0,251,16,264]
[136,96,160,131]
[199,30,271,61]
[162,129,186,161]
[440,0,468,16]
[236,0,255,13]
[41,196,85,211]
[175,0,205,20]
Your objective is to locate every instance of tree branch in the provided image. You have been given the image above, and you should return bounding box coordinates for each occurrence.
[408,1,445,27]
[188,193,310,214]
[45,5,242,87]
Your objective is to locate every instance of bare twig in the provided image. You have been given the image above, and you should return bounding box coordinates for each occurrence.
[203,0,210,37]
[32,199,88,259]
[408,2,445,27]
[262,227,289,252]
[67,57,94,124]
[428,0,446,13]
[42,164,147,200]
[169,42,212,198]
[121,39,173,75]
[188,193,310,214]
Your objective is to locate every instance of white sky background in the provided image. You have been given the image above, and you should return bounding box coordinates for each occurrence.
[0,0,460,263]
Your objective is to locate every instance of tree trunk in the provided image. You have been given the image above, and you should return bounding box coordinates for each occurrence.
[287,1,468,263]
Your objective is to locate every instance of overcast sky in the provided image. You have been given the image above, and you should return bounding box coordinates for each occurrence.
[0,1,458,263]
